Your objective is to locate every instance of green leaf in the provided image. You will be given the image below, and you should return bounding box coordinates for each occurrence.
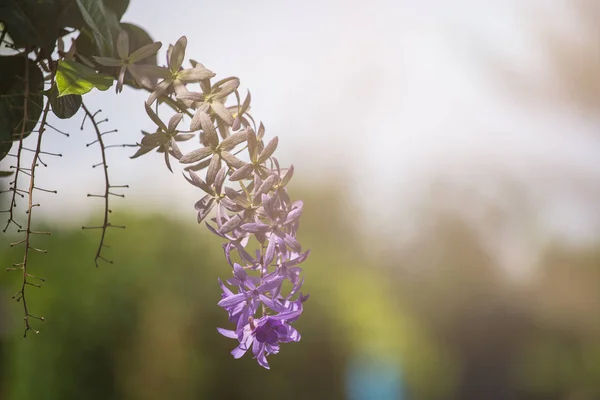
[48,84,82,119]
[75,0,120,57]
[0,55,44,163]
[104,0,129,20]
[0,142,13,163]
[0,170,14,178]
[56,59,114,97]
[73,27,100,62]
[0,0,87,53]
[56,0,87,29]
[1,0,62,53]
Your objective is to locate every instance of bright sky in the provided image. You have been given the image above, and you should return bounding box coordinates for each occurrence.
[3,0,600,271]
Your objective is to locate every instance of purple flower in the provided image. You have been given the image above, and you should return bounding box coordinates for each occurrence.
[218,268,283,332]
[252,316,301,369]
[260,250,309,299]
[217,309,303,369]
[240,193,303,264]
[132,42,313,368]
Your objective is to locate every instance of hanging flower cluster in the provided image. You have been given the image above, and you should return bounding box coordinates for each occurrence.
[96,33,309,369]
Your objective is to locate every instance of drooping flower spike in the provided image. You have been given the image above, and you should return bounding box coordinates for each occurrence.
[126,34,309,369]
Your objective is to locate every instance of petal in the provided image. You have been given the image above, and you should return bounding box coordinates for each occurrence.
[174,133,195,141]
[169,137,183,159]
[266,330,278,345]
[287,277,304,300]
[140,131,163,146]
[232,116,242,131]
[235,242,255,264]
[252,341,270,369]
[116,29,129,59]
[233,263,249,281]
[219,213,244,234]
[184,158,211,172]
[284,205,303,225]
[284,326,301,342]
[192,110,218,147]
[163,149,173,172]
[178,65,216,82]
[259,295,288,313]
[229,163,253,181]
[129,41,163,64]
[211,101,234,125]
[129,145,154,159]
[220,151,245,169]
[285,250,310,268]
[258,276,284,293]
[116,65,126,93]
[172,80,192,108]
[144,102,167,132]
[145,78,173,105]
[224,187,248,206]
[284,233,302,253]
[195,197,215,223]
[205,221,228,239]
[255,327,269,343]
[253,176,276,202]
[220,129,248,151]
[217,292,246,308]
[213,77,240,100]
[258,136,279,164]
[167,113,183,133]
[271,306,303,322]
[275,322,288,336]
[214,167,227,194]
[217,327,237,339]
[264,236,277,266]
[183,171,213,192]
[128,64,170,89]
[240,90,252,115]
[180,146,213,164]
[281,165,294,187]
[241,222,270,234]
[206,154,221,186]
[177,91,204,102]
[93,56,122,67]
[231,345,249,359]
[169,36,187,73]
[261,194,277,220]
[247,129,258,160]
[219,276,232,292]
[257,122,266,141]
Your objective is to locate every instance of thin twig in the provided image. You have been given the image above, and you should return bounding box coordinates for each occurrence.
[80,104,124,267]
[2,56,29,233]
[18,66,54,337]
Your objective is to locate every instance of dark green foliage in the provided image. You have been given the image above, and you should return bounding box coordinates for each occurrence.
[0,0,84,54]
[0,55,44,161]
[104,0,129,20]
[0,0,143,163]
[0,214,350,399]
[75,0,121,57]
[48,84,82,119]
[55,59,114,96]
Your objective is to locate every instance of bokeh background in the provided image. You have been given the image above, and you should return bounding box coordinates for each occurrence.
[2,0,600,398]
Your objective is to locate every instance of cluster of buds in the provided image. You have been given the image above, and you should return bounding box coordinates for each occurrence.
[95,33,309,369]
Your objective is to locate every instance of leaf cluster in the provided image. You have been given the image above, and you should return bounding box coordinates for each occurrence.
[0,0,158,165]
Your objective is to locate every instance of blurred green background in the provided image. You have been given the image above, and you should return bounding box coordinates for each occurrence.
[1,184,599,399]
[3,1,600,399]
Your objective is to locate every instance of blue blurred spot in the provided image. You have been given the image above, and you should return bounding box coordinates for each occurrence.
[346,355,404,400]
